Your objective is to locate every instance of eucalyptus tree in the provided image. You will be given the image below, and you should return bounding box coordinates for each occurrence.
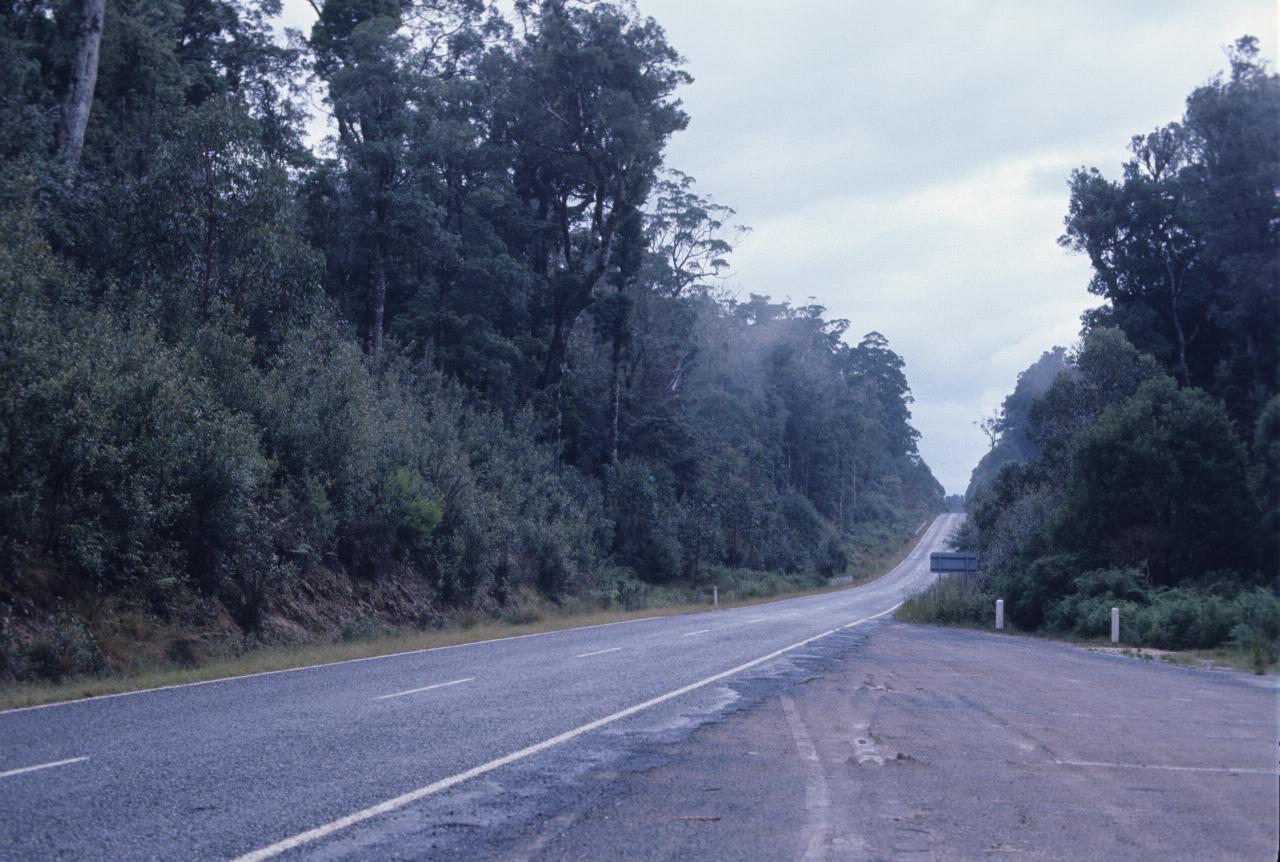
[1062,37,1279,430]
[55,0,104,177]
[310,0,419,360]
[495,0,689,449]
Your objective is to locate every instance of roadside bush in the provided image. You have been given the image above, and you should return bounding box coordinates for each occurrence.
[896,577,990,626]
[19,613,105,681]
[382,467,443,560]
[606,459,683,582]
[1039,571,1280,652]
[993,553,1087,630]
[1138,589,1236,650]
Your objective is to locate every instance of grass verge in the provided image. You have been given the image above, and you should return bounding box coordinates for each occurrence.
[895,578,1279,676]
[1,518,937,712]
[894,574,989,626]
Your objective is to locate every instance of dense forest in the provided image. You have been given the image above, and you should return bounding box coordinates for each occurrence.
[954,38,1279,665]
[0,1,942,682]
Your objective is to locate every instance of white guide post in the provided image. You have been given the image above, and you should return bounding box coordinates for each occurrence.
[1111,607,1120,644]
[713,586,718,609]
[995,599,1004,630]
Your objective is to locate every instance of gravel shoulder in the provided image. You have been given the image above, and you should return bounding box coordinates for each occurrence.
[493,621,1279,861]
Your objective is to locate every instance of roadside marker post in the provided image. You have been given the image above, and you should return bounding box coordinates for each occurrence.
[995,599,1004,630]
[1111,607,1119,643]
[713,586,718,609]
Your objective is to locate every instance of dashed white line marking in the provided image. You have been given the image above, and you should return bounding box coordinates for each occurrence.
[575,647,622,658]
[230,619,881,862]
[374,678,474,701]
[681,629,711,637]
[0,756,90,779]
[746,617,769,624]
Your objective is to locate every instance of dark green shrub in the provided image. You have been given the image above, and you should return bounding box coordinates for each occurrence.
[382,467,443,559]
[995,553,1087,629]
[606,459,683,582]
[21,614,105,681]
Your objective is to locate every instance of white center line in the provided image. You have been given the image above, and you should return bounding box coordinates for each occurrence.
[681,629,711,637]
[746,617,769,624]
[575,647,622,658]
[0,756,90,780]
[231,619,874,862]
[374,678,474,701]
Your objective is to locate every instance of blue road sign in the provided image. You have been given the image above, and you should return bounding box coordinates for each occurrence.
[930,551,978,573]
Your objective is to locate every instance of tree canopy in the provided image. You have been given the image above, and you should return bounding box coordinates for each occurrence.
[958,41,1278,659]
[0,0,941,681]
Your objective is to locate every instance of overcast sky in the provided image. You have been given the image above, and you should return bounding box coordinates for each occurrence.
[279,1,1275,494]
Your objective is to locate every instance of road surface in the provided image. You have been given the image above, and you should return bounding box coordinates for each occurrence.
[5,511,1274,860]
[0,515,958,860]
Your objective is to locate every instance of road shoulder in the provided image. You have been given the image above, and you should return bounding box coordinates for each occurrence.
[494,621,1279,861]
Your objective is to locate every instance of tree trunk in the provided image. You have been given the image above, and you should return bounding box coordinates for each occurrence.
[608,331,622,465]
[56,0,105,179]
[1164,254,1193,386]
[539,293,581,459]
[369,241,386,361]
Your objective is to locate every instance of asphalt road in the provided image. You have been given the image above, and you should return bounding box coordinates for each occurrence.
[0,515,959,860]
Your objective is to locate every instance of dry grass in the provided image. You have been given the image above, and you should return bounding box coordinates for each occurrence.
[1100,645,1280,675]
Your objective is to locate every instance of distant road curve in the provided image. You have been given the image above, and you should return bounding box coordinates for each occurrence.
[0,514,963,860]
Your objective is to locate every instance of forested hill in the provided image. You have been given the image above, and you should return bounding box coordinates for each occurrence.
[0,1,942,681]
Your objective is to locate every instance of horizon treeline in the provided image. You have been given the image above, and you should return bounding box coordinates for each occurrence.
[0,0,942,680]
[959,38,1279,662]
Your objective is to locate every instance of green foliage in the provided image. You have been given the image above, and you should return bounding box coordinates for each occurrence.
[382,468,443,559]
[1064,377,1253,584]
[1251,395,1280,577]
[1007,45,1280,651]
[1062,37,1279,433]
[0,0,942,683]
[606,459,683,582]
[16,613,105,682]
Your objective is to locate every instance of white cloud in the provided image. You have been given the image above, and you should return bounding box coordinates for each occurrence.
[637,0,1275,493]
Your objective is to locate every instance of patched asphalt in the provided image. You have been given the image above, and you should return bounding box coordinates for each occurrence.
[490,624,1278,861]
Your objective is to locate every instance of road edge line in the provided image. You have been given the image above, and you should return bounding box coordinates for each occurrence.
[0,756,91,780]
[228,617,896,861]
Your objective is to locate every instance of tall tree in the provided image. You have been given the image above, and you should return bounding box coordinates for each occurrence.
[1062,37,1279,431]
[55,0,104,177]
[311,0,415,360]
[498,0,688,448]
